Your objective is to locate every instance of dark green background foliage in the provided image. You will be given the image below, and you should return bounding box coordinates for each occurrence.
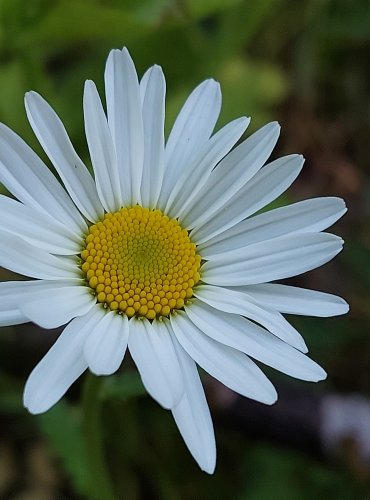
[0,0,369,498]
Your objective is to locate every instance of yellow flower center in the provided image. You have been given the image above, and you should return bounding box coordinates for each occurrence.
[81,206,201,320]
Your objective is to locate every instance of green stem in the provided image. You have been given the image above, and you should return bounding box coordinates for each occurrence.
[82,373,116,500]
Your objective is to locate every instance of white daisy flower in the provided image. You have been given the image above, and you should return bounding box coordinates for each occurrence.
[0,48,348,473]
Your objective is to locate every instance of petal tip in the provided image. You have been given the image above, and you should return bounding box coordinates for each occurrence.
[23,402,43,415]
[270,120,281,130]
[151,64,164,75]
[201,459,216,475]
[313,366,327,382]
[23,391,48,415]
[24,90,40,107]
[121,47,134,63]
[24,90,33,100]
[206,77,219,86]
[84,79,94,89]
[202,78,221,95]
[265,390,278,406]
[341,300,350,314]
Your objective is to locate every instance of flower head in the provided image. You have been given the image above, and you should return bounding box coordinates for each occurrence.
[0,48,348,473]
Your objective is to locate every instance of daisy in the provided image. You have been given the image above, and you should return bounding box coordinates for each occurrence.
[0,48,348,473]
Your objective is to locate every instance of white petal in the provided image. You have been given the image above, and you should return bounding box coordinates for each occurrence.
[25,91,104,222]
[200,197,347,257]
[182,122,280,228]
[128,318,184,409]
[84,311,129,375]
[0,279,83,327]
[166,117,249,219]
[185,301,326,381]
[0,230,79,280]
[0,281,36,326]
[192,154,304,244]
[171,311,277,404]
[195,284,307,352]
[168,327,216,474]
[0,123,85,234]
[104,48,144,205]
[0,195,82,255]
[0,278,82,309]
[157,79,221,209]
[202,232,344,285]
[140,65,166,208]
[0,310,29,327]
[83,80,122,212]
[235,283,349,317]
[23,310,101,414]
[20,282,95,328]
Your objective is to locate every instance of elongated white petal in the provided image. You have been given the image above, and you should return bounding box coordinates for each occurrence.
[83,80,121,212]
[0,123,85,234]
[0,279,83,326]
[0,278,83,309]
[25,91,104,222]
[200,197,347,257]
[0,310,29,327]
[0,195,82,255]
[0,279,84,326]
[167,117,249,218]
[192,154,304,244]
[0,231,78,280]
[167,325,216,474]
[84,312,129,375]
[20,283,95,328]
[23,309,102,414]
[104,48,143,205]
[128,318,184,409]
[195,284,307,352]
[202,232,343,285]
[234,283,349,317]
[157,79,221,209]
[185,301,326,381]
[171,311,277,404]
[182,122,280,228]
[140,65,166,208]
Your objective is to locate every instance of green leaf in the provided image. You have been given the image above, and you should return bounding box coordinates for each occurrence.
[217,0,282,53]
[215,57,288,128]
[100,371,146,402]
[128,0,176,24]
[239,444,368,500]
[16,0,149,49]
[38,401,91,497]
[184,0,242,18]
[0,61,27,129]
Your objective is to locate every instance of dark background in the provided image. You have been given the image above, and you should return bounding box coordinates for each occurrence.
[0,0,369,498]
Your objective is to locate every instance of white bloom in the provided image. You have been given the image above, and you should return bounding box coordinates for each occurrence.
[0,48,348,473]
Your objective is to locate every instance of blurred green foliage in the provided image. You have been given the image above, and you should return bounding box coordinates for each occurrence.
[0,0,369,498]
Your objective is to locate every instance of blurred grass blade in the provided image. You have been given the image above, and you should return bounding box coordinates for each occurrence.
[100,371,146,402]
[38,402,91,498]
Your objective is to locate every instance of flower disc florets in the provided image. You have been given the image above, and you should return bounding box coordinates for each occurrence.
[81,206,201,319]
